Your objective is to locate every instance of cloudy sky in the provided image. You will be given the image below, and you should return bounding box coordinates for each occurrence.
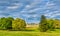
[0,0,60,23]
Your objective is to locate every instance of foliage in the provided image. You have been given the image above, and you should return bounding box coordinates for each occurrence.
[0,17,7,29]
[0,17,14,30]
[53,19,60,29]
[12,18,26,30]
[47,19,60,30]
[0,17,26,30]
[39,15,49,32]
[47,19,55,31]
[39,15,60,32]
[6,17,14,29]
[0,15,60,32]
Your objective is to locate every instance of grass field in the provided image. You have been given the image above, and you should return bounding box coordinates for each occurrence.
[0,30,60,36]
[0,24,60,36]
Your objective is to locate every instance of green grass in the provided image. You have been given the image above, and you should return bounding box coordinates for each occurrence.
[0,30,60,36]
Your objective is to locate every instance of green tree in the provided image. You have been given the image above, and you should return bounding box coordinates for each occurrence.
[6,17,14,29]
[47,19,55,30]
[7,17,14,21]
[12,18,26,30]
[39,15,49,32]
[0,17,7,29]
[0,17,14,30]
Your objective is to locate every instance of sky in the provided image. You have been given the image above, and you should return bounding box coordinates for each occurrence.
[0,0,60,23]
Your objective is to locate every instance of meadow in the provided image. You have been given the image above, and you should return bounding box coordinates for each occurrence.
[0,30,60,36]
[0,25,60,36]
[0,24,60,36]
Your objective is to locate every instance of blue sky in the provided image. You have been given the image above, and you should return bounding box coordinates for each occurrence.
[0,0,60,23]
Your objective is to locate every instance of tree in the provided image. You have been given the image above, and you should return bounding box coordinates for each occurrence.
[53,19,60,29]
[0,17,14,30]
[0,17,7,30]
[6,17,14,29]
[47,19,55,30]
[39,15,49,32]
[7,17,14,21]
[12,18,26,30]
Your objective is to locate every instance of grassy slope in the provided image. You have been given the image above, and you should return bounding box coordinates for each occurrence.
[0,30,60,36]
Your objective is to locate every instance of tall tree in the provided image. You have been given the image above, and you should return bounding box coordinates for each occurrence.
[39,15,48,32]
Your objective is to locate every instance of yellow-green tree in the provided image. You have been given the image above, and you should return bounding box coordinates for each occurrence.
[47,19,55,30]
[53,19,60,29]
[12,18,26,30]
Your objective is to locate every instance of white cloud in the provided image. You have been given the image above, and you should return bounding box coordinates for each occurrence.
[32,15,38,18]
[44,1,56,9]
[51,13,60,18]
[29,8,41,12]
[22,14,31,18]
[25,5,31,8]
[22,0,42,10]
[44,10,60,18]
[0,15,7,18]
[46,1,55,6]
[7,6,19,9]
[7,3,23,10]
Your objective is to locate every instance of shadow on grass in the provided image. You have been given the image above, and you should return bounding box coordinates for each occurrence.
[7,29,36,31]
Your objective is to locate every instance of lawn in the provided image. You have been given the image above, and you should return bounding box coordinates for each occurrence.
[0,30,60,36]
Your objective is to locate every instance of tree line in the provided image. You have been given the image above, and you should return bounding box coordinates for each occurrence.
[0,17,26,30]
[0,15,60,32]
[39,15,60,32]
